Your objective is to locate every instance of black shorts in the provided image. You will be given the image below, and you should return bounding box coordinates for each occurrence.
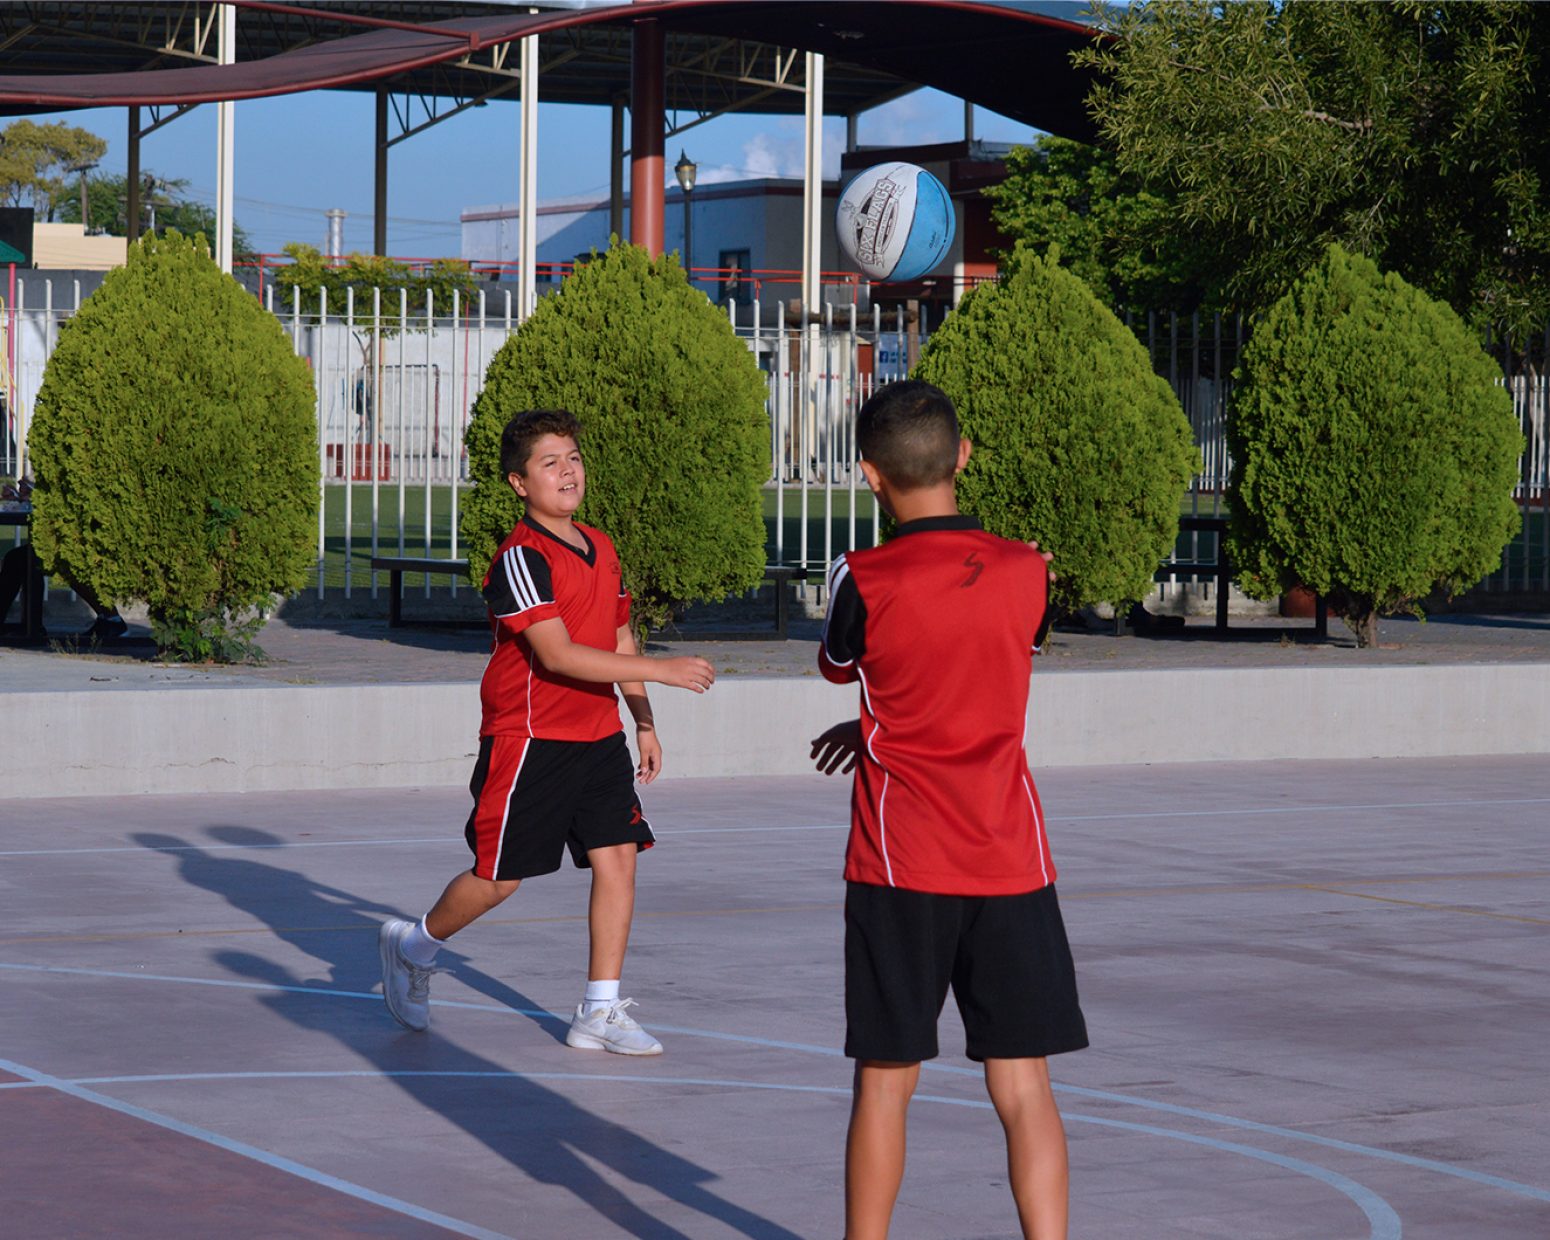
[464,732,653,882]
[845,881,1088,1063]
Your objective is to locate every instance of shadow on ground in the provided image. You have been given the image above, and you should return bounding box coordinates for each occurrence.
[133,826,803,1240]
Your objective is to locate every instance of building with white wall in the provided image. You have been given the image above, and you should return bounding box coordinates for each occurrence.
[462,140,1019,316]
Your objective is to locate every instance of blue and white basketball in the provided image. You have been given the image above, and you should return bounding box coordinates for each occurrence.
[836,161,955,283]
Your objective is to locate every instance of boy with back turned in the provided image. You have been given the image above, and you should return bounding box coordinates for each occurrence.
[812,380,1088,1240]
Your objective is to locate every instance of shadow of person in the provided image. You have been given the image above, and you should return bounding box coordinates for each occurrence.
[135,829,801,1239]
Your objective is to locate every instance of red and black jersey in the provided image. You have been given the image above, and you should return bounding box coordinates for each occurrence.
[819,515,1055,897]
[479,517,632,741]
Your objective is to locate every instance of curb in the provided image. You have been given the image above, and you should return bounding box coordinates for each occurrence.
[5,662,1549,799]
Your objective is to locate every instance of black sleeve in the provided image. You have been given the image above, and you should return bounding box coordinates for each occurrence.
[483,544,556,621]
[819,555,866,682]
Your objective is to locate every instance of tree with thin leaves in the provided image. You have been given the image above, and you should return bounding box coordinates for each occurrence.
[1228,245,1522,647]
[460,242,768,633]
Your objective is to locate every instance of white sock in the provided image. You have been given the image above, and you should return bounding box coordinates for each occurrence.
[581,978,620,1015]
[400,917,443,967]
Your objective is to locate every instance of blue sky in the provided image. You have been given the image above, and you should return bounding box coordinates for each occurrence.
[24,88,1042,258]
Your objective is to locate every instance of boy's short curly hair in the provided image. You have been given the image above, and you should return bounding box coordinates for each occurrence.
[855,380,960,490]
[501,408,583,477]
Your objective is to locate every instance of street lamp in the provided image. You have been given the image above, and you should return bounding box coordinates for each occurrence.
[674,149,697,277]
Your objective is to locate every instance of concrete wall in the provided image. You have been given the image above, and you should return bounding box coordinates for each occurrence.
[7,662,1550,799]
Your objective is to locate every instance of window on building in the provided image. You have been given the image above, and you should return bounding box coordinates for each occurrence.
[719,249,752,306]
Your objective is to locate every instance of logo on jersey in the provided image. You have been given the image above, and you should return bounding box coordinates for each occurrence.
[961,552,984,588]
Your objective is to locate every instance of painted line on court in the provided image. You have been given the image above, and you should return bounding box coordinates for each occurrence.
[5,959,1548,1206]
[1056,795,1550,823]
[1305,886,1550,927]
[0,836,456,858]
[6,868,1543,948]
[5,791,1550,857]
[0,1067,1403,1240]
[0,904,839,947]
[0,1055,515,1240]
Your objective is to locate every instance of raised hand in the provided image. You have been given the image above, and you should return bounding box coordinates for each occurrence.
[655,655,715,693]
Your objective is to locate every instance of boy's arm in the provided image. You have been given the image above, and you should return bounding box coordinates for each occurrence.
[487,543,712,693]
[818,554,865,684]
[615,622,663,782]
[524,617,713,693]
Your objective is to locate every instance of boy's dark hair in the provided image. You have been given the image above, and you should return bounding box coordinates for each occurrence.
[855,380,961,489]
[501,408,583,476]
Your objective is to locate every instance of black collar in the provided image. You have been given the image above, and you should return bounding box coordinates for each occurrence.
[522,515,596,565]
[893,514,983,538]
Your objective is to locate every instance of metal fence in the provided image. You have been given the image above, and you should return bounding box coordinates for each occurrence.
[5,277,1548,603]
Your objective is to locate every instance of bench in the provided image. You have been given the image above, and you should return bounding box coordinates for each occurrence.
[370,556,470,627]
[1164,517,1327,637]
[371,558,810,636]
[763,564,805,639]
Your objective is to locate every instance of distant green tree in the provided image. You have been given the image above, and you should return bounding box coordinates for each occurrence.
[1229,245,1523,647]
[460,242,768,632]
[28,232,318,662]
[54,171,254,256]
[1080,0,1550,335]
[0,119,107,220]
[273,243,478,321]
[913,248,1198,612]
[986,137,1209,312]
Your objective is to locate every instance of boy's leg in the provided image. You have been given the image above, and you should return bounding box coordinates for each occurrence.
[565,842,661,1055]
[846,1059,921,1240]
[425,870,522,942]
[584,841,636,982]
[380,872,521,1032]
[983,1057,1069,1240]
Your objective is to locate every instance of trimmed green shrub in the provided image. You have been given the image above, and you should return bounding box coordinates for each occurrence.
[29,231,318,661]
[913,248,1198,612]
[1228,244,1522,647]
[460,242,769,632]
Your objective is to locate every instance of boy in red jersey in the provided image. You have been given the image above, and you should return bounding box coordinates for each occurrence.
[380,409,714,1055]
[812,381,1087,1239]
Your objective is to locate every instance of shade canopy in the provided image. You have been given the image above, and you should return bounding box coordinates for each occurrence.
[0,1,1100,140]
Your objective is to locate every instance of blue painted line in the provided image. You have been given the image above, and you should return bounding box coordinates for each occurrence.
[6,959,1548,1205]
[1057,1111,1403,1240]
[8,791,1550,858]
[0,1067,1404,1240]
[0,1056,515,1240]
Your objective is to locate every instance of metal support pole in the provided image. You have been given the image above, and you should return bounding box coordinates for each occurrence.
[802,51,825,499]
[964,99,974,144]
[374,89,389,256]
[630,17,665,255]
[845,112,857,153]
[801,52,824,322]
[215,3,236,272]
[610,95,625,243]
[519,33,539,319]
[126,106,141,242]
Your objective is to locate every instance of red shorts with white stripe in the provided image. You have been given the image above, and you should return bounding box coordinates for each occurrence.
[463,731,653,881]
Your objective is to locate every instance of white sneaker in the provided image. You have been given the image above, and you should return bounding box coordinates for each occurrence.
[379,918,436,1031]
[565,997,664,1056]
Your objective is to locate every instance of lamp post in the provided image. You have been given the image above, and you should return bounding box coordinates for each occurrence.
[674,149,697,281]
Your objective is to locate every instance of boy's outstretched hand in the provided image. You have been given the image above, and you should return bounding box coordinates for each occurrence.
[811,719,863,775]
[656,655,715,693]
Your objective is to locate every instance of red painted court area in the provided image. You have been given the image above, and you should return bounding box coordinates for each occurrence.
[3,760,1548,1238]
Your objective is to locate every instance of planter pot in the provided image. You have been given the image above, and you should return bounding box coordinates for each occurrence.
[1279,585,1319,618]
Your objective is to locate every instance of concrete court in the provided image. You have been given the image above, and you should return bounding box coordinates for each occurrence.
[1,757,1547,1240]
